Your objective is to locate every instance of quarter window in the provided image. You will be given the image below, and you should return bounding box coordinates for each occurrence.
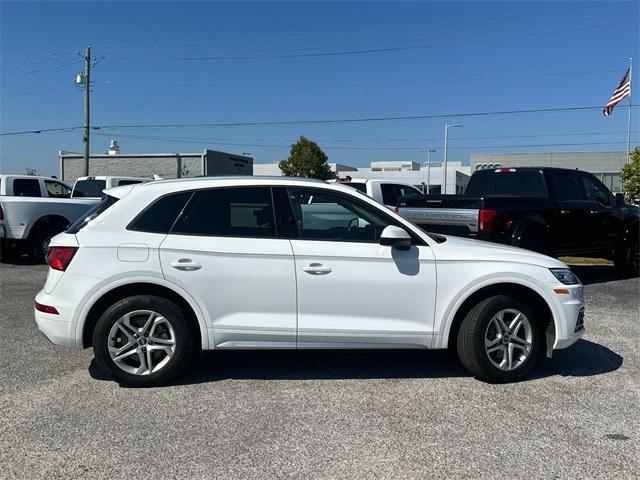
[129,191,193,234]
[287,188,391,242]
[171,187,276,238]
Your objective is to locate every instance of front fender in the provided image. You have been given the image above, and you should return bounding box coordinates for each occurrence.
[435,272,561,349]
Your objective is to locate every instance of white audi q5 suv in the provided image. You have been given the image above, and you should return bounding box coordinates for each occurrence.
[35,176,585,386]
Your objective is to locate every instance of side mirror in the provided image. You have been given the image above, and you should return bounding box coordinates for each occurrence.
[380,225,412,251]
[615,192,625,207]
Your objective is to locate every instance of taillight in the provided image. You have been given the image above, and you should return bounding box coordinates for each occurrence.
[46,246,78,271]
[394,206,399,214]
[479,209,497,233]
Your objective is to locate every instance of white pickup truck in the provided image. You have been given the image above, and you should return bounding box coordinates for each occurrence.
[329,178,423,208]
[0,175,99,261]
[71,176,151,198]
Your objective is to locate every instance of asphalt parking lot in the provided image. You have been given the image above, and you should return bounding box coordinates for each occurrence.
[0,262,638,479]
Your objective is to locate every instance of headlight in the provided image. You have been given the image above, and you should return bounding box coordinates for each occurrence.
[549,268,580,285]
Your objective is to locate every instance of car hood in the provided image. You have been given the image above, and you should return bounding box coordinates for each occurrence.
[430,235,568,269]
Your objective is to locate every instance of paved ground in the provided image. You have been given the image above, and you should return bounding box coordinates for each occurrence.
[0,262,638,479]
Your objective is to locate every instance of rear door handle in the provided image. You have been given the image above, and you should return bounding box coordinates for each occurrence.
[560,210,571,215]
[170,258,202,271]
[302,263,332,275]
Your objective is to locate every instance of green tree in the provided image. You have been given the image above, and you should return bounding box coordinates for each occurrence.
[278,136,334,180]
[621,146,640,201]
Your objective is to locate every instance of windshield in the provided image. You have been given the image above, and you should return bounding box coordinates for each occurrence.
[72,179,107,198]
[66,195,118,233]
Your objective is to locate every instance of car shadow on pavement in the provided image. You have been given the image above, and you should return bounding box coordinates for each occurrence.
[569,264,632,285]
[88,339,622,387]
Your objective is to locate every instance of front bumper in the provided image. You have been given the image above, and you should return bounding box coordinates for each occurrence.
[551,284,585,350]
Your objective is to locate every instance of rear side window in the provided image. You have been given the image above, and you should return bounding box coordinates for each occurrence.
[550,171,583,201]
[171,187,276,238]
[67,196,119,233]
[466,171,546,197]
[72,179,106,197]
[129,191,192,233]
[13,178,41,197]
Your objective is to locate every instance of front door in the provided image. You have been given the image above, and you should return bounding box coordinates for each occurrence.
[279,186,437,348]
[159,186,297,348]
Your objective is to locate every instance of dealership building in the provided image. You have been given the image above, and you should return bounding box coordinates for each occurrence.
[58,141,253,182]
[470,151,628,193]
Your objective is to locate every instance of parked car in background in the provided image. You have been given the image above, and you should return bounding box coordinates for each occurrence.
[71,176,151,198]
[396,167,640,276]
[329,177,423,209]
[0,175,98,261]
[36,176,584,386]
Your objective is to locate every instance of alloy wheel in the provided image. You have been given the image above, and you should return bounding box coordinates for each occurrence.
[107,310,177,376]
[484,308,533,371]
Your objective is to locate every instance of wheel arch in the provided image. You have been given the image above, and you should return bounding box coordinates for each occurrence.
[510,214,550,248]
[26,214,70,239]
[442,281,555,351]
[78,280,209,351]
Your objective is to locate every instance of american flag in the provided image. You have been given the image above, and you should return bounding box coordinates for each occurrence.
[603,67,631,116]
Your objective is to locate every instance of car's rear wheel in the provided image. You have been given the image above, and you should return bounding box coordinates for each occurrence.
[93,295,195,386]
[614,237,639,277]
[457,295,541,382]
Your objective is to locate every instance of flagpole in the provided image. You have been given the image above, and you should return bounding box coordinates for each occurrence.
[627,57,633,163]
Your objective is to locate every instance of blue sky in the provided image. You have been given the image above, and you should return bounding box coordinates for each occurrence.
[1,0,638,176]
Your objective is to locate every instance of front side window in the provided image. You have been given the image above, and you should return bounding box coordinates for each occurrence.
[579,174,611,206]
[172,187,276,238]
[45,180,71,198]
[287,188,391,242]
[13,178,41,197]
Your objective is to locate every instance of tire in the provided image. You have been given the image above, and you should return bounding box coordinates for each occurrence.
[519,234,548,255]
[29,228,56,263]
[614,238,639,277]
[457,295,541,383]
[93,295,195,387]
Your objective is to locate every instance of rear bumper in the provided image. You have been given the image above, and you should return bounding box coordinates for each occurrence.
[34,289,82,349]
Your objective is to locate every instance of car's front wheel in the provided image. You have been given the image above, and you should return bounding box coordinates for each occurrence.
[93,295,195,386]
[457,295,541,382]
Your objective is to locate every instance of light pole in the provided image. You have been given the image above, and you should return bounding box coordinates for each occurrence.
[425,148,436,194]
[443,123,462,194]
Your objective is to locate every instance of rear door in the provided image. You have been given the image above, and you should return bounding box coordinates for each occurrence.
[158,186,297,348]
[280,186,437,348]
[546,170,593,254]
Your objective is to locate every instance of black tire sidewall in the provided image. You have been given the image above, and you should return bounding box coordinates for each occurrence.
[463,295,541,382]
[93,295,194,386]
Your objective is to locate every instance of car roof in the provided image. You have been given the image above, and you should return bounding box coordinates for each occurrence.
[473,167,582,174]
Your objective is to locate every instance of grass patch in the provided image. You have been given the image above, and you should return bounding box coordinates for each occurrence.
[559,256,613,266]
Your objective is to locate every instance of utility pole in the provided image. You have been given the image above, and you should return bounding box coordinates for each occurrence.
[75,46,92,176]
[425,148,436,194]
[443,123,462,194]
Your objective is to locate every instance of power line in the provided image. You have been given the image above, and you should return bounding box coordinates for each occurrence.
[91,132,630,151]
[4,104,639,137]
[105,19,637,62]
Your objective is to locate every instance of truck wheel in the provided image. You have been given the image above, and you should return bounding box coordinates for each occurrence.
[614,238,639,277]
[29,229,54,263]
[457,295,541,382]
[93,295,195,387]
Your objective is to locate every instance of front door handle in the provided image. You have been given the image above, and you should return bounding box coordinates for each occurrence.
[170,258,202,271]
[560,210,571,215]
[302,263,332,275]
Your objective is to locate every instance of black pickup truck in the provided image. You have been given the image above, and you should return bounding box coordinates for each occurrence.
[396,167,639,275]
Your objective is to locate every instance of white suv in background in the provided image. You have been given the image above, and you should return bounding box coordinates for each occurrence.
[35,177,585,386]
